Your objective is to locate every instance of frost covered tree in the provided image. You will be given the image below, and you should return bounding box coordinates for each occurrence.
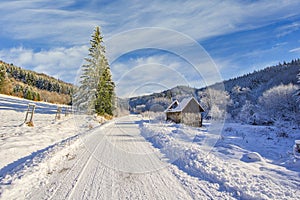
[74,26,115,115]
[200,88,231,120]
[257,83,299,124]
[297,71,300,103]
[229,86,253,119]
[238,100,257,124]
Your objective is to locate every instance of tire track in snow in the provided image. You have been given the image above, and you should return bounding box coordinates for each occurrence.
[70,124,115,199]
[65,124,114,199]
[28,115,196,199]
[29,125,109,199]
[48,150,90,200]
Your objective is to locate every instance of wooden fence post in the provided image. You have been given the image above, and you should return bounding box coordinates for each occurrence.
[24,103,36,126]
[55,106,62,120]
[64,106,72,116]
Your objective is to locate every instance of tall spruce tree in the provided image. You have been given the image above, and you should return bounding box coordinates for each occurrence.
[74,26,115,115]
[95,65,115,115]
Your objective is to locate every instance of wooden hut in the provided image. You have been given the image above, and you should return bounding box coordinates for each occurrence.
[165,97,204,127]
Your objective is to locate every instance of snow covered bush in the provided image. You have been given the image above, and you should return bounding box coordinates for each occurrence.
[238,100,257,124]
[209,105,224,120]
[229,86,253,119]
[297,71,300,103]
[142,111,165,122]
[200,88,231,120]
[257,83,299,125]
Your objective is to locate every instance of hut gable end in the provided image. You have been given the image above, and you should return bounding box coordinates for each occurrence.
[182,98,204,113]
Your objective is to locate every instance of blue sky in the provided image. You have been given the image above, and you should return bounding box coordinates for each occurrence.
[0,0,300,97]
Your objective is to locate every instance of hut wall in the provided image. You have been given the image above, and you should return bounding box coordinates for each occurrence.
[166,112,181,123]
[182,100,202,127]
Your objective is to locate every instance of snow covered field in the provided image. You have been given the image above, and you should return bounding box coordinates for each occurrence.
[0,94,299,199]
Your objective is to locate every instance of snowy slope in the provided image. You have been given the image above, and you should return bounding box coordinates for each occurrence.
[0,94,98,170]
[0,94,102,198]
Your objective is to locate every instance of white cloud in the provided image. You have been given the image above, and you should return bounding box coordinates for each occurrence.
[111,52,219,98]
[0,1,104,45]
[103,0,300,41]
[1,0,300,46]
[113,60,189,98]
[276,22,300,37]
[106,27,223,89]
[289,47,300,53]
[0,46,88,83]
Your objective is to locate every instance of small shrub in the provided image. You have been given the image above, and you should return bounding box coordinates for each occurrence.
[103,113,113,120]
[224,127,233,132]
[276,131,288,138]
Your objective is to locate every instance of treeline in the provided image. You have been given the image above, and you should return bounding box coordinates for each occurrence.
[222,58,300,91]
[0,60,74,104]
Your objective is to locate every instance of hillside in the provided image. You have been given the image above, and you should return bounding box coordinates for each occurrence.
[128,58,300,115]
[0,60,74,104]
[211,59,300,97]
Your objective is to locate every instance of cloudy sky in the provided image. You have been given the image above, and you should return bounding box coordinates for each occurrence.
[0,0,300,97]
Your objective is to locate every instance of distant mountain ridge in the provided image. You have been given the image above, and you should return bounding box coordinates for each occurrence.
[0,60,74,104]
[128,58,300,112]
[221,60,300,92]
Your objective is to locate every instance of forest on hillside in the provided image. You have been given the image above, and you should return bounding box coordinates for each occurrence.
[129,59,300,128]
[0,60,74,104]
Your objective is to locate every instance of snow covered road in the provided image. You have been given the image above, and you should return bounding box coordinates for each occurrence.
[27,115,192,199]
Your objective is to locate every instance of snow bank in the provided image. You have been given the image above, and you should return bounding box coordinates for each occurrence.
[241,152,264,162]
[294,140,300,159]
[141,121,300,199]
[0,135,84,199]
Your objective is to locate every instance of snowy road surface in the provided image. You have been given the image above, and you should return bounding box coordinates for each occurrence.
[28,115,192,199]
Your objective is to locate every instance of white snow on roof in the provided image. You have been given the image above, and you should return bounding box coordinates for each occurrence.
[166,97,203,113]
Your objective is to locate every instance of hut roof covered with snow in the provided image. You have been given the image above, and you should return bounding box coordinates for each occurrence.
[165,97,204,127]
[165,97,204,113]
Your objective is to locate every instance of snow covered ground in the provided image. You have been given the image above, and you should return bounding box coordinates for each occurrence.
[0,94,102,198]
[0,94,101,170]
[142,120,300,199]
[0,94,299,199]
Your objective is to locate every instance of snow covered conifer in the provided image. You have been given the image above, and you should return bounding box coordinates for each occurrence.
[74,26,115,115]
